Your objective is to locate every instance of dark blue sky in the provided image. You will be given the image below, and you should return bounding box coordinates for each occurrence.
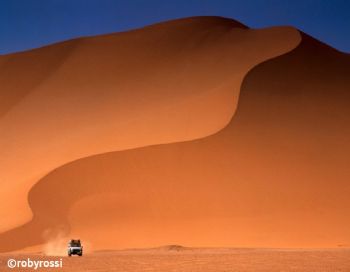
[1,0,349,54]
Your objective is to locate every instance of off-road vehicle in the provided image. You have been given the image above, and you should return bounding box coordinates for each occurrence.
[67,239,83,256]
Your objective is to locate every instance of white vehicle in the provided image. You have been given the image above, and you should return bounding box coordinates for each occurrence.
[68,239,83,256]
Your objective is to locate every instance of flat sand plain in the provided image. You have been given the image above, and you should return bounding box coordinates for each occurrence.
[1,247,349,271]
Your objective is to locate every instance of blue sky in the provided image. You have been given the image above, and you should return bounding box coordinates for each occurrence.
[0,0,349,54]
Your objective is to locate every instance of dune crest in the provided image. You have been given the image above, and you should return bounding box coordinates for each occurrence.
[49,33,349,250]
[0,15,300,239]
[55,32,349,250]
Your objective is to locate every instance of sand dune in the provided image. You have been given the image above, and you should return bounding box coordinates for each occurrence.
[0,15,300,246]
[2,16,349,253]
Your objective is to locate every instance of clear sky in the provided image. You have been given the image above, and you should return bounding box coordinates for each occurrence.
[0,0,349,54]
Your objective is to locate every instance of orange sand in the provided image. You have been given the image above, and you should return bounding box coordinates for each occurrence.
[1,16,349,254]
[1,248,350,272]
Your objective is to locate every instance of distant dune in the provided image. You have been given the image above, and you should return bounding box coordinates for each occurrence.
[0,16,349,253]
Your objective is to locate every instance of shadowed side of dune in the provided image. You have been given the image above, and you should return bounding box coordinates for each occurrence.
[6,30,350,251]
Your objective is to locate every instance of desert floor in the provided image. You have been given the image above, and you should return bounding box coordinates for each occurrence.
[1,247,349,271]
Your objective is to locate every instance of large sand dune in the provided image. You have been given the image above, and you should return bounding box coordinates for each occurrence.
[1,16,349,253]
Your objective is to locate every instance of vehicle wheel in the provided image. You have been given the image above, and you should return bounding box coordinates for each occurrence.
[78,253,82,256]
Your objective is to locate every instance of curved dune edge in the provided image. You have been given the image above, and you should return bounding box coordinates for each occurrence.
[1,17,250,230]
[63,33,349,250]
[34,32,350,251]
[0,17,300,233]
[0,24,302,252]
[67,34,350,250]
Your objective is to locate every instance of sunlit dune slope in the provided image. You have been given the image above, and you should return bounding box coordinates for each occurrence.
[0,15,300,239]
[1,31,348,252]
